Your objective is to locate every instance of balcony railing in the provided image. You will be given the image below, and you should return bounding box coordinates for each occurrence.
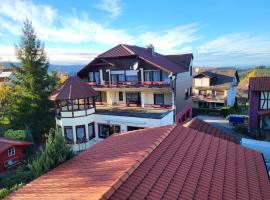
[87,81,171,87]
[192,94,226,103]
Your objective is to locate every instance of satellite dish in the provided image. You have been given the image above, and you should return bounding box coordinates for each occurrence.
[133,61,138,70]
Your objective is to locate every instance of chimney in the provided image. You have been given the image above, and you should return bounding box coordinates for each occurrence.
[147,44,155,56]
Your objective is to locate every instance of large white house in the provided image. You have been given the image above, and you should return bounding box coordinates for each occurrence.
[49,44,193,152]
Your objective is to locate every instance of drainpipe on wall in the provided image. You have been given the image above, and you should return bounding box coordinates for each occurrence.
[169,73,177,123]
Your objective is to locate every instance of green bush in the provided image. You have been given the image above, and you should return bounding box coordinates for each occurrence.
[233,124,248,134]
[0,167,33,188]
[29,128,72,178]
[4,129,26,140]
[0,183,25,199]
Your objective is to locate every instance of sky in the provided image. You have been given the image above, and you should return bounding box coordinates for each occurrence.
[0,0,270,67]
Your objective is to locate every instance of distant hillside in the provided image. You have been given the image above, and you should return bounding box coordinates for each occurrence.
[0,62,83,75]
[238,66,270,91]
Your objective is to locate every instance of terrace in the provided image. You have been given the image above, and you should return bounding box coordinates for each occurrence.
[95,104,173,119]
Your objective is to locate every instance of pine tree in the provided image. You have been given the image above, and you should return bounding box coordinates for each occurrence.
[7,19,57,144]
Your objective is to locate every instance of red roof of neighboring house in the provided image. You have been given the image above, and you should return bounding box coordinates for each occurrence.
[183,117,240,143]
[83,44,191,74]
[249,77,270,91]
[49,76,97,101]
[7,125,270,200]
[0,137,32,154]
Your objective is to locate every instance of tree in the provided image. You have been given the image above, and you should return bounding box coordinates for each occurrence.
[4,129,26,140]
[0,83,13,112]
[30,128,72,178]
[7,19,58,144]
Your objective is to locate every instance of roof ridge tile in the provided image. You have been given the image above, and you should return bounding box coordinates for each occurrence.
[101,124,176,200]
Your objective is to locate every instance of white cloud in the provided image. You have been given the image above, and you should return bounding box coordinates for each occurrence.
[0,44,100,65]
[0,0,201,64]
[195,34,270,66]
[138,24,200,54]
[95,0,122,17]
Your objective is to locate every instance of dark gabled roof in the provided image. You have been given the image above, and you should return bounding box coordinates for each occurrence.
[7,124,270,200]
[78,44,191,75]
[249,77,270,91]
[0,137,32,154]
[193,68,239,89]
[165,53,193,68]
[183,118,240,143]
[48,76,97,101]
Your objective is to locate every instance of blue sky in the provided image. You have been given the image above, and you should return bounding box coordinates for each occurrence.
[0,0,270,66]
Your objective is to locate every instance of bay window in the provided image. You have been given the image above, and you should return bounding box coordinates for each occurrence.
[88,123,95,140]
[76,125,86,143]
[64,127,74,144]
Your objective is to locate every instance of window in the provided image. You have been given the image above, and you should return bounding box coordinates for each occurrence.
[96,91,102,102]
[126,92,140,104]
[7,147,15,157]
[98,124,120,139]
[162,71,170,83]
[144,71,151,81]
[154,94,164,105]
[94,72,100,84]
[126,75,138,82]
[76,125,86,143]
[119,92,123,101]
[111,74,125,84]
[89,72,94,82]
[64,126,74,144]
[185,89,189,99]
[152,71,161,81]
[260,91,270,110]
[88,123,95,140]
[88,71,100,83]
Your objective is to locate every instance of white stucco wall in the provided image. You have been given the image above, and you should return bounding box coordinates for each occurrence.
[194,78,210,87]
[56,110,174,152]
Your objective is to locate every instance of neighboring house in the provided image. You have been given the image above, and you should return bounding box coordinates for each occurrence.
[0,137,32,173]
[7,124,270,199]
[0,68,14,83]
[192,68,239,109]
[248,77,270,140]
[49,44,193,152]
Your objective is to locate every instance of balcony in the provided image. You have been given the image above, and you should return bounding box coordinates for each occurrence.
[192,94,226,103]
[87,81,171,88]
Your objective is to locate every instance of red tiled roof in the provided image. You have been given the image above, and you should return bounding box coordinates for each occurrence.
[183,118,240,144]
[249,77,270,91]
[7,125,174,200]
[97,44,189,73]
[111,125,270,200]
[7,125,270,200]
[49,76,97,101]
[0,137,32,154]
